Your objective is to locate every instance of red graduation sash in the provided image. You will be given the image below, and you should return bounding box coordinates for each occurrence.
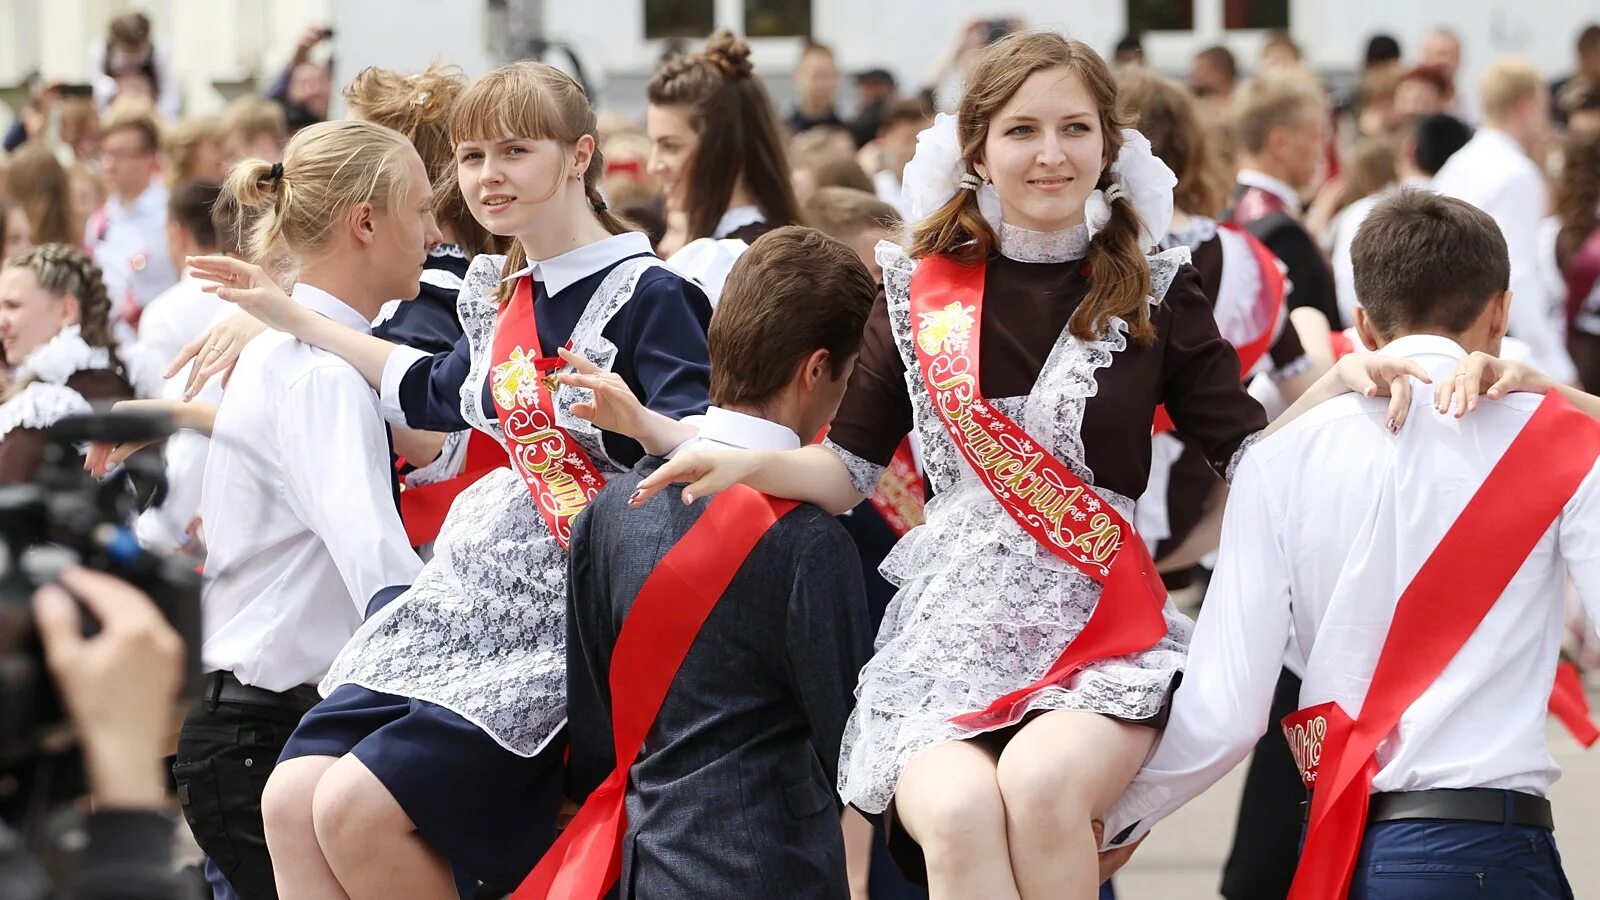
[490,277,607,549]
[1282,392,1600,900]
[866,437,926,537]
[909,255,1168,731]
[513,487,799,900]
[398,431,508,546]
[1152,224,1284,434]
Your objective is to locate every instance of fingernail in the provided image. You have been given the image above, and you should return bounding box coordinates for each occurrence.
[682,491,694,504]
[1386,418,1395,432]
[1364,387,1375,397]
[628,489,643,506]
[1487,389,1499,398]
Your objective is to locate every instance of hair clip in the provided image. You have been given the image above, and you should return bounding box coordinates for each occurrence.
[593,199,608,213]
[267,161,285,185]
[413,91,430,106]
[957,171,983,191]
[1104,183,1126,203]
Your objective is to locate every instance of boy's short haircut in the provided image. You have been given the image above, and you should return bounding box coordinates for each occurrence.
[1352,189,1509,338]
[1479,58,1544,123]
[103,108,161,152]
[881,98,932,132]
[803,187,901,243]
[1411,114,1473,176]
[1232,72,1323,155]
[709,226,877,407]
[168,181,223,250]
[222,97,289,148]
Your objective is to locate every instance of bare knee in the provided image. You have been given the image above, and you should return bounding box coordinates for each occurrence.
[312,757,412,859]
[896,748,1007,855]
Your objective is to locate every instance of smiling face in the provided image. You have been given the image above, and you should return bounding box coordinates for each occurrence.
[646,104,699,212]
[975,67,1107,232]
[369,150,442,301]
[455,134,569,238]
[0,266,74,364]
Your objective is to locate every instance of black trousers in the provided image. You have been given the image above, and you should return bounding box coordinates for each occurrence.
[172,674,320,900]
[1220,668,1305,900]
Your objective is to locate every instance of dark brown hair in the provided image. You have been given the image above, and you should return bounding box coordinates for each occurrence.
[881,97,932,132]
[450,62,635,303]
[345,63,492,257]
[647,30,800,241]
[1556,126,1600,274]
[168,180,222,249]
[1352,189,1509,338]
[4,145,75,246]
[910,30,1156,344]
[1117,66,1231,218]
[709,226,875,406]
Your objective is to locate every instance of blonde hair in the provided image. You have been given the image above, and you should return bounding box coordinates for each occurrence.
[804,186,900,242]
[222,120,418,265]
[449,61,635,301]
[910,30,1157,345]
[164,116,223,187]
[345,63,491,257]
[1232,71,1324,156]
[222,97,288,149]
[1480,58,1544,123]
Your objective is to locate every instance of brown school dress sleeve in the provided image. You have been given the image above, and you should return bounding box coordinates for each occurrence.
[826,287,914,469]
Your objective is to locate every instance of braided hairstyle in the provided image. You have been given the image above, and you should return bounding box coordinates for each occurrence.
[4,243,116,348]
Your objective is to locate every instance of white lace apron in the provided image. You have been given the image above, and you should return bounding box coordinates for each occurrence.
[826,228,1197,814]
[322,253,669,757]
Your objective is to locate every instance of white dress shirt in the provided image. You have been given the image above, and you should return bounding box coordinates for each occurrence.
[199,283,422,691]
[137,271,230,379]
[1431,129,1578,384]
[1102,333,1600,848]
[676,405,803,454]
[1235,169,1303,216]
[89,181,179,319]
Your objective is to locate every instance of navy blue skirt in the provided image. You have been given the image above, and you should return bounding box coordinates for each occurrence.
[281,683,565,891]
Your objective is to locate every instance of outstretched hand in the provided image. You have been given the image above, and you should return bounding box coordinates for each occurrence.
[1329,352,1432,432]
[166,311,267,400]
[629,448,764,508]
[555,347,647,438]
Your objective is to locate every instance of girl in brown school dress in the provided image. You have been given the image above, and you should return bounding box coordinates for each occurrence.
[617,32,1422,899]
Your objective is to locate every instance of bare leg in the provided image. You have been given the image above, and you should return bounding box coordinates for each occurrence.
[312,755,457,900]
[842,807,874,900]
[262,755,348,900]
[894,739,1022,900]
[994,709,1156,900]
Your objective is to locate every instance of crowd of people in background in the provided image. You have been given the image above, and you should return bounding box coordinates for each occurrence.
[4,9,1600,900]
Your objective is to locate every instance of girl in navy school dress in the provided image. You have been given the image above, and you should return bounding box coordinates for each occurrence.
[647,30,800,298]
[188,61,713,898]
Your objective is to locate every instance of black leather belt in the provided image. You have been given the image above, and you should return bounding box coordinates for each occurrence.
[203,671,322,712]
[1302,788,1553,829]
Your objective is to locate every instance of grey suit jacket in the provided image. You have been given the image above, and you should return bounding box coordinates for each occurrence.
[566,459,873,899]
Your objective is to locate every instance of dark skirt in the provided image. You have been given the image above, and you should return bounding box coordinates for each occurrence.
[280,684,565,891]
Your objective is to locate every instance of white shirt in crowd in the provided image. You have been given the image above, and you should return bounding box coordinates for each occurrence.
[199,283,421,692]
[88,181,179,320]
[1431,129,1579,384]
[676,405,804,455]
[137,270,229,375]
[1102,334,1600,847]
[664,205,765,305]
[1235,168,1304,216]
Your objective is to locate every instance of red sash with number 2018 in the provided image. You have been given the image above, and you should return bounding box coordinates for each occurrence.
[1281,392,1600,900]
[490,277,607,549]
[909,255,1169,730]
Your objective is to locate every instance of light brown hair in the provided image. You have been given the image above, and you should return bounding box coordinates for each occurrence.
[449,61,635,303]
[647,30,800,241]
[345,63,492,257]
[164,116,222,187]
[803,187,900,242]
[222,119,418,265]
[102,108,161,154]
[1343,135,1401,205]
[4,145,75,246]
[1232,71,1324,155]
[1353,189,1509,338]
[221,97,288,149]
[1117,66,1231,218]
[909,30,1157,344]
[2,243,116,350]
[709,226,875,406]
[1556,127,1600,273]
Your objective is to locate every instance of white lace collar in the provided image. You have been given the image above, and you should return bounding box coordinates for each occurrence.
[713,206,766,239]
[998,222,1091,263]
[13,325,110,385]
[1161,216,1219,252]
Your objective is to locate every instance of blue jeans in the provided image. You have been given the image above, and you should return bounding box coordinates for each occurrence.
[1345,819,1573,899]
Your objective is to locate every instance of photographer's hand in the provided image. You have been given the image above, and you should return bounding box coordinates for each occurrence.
[34,568,184,809]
